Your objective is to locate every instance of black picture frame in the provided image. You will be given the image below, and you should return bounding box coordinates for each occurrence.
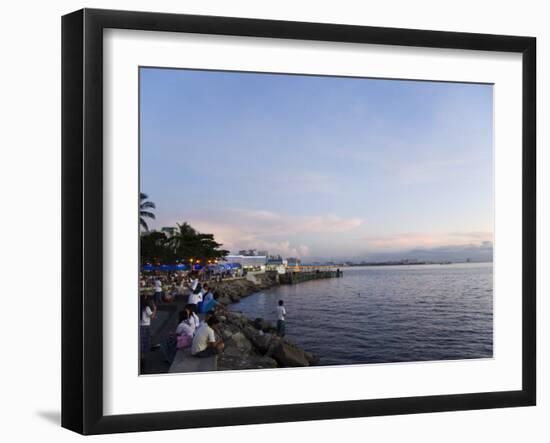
[62,8,536,435]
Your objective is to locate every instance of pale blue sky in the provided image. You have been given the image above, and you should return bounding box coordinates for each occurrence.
[140,68,493,260]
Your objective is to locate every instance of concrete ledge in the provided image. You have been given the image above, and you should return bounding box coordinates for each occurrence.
[169,348,218,373]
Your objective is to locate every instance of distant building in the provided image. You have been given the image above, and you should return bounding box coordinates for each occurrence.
[238,249,257,256]
[266,255,284,265]
[225,254,267,270]
[266,255,287,274]
[257,250,269,257]
[286,257,302,267]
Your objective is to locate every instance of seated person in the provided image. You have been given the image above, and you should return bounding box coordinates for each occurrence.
[185,304,201,330]
[163,283,178,302]
[175,309,195,349]
[176,308,196,337]
[191,316,224,358]
[200,291,225,314]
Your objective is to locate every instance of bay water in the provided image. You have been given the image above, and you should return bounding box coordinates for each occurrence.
[231,263,493,366]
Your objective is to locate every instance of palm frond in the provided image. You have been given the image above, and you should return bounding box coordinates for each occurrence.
[140,201,156,210]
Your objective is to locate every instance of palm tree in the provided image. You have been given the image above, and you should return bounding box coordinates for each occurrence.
[139,192,156,231]
[167,222,198,255]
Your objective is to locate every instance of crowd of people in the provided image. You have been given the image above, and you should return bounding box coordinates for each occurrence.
[139,271,229,369]
[139,270,287,371]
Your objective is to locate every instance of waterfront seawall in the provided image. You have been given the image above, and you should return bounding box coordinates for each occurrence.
[210,270,342,303]
[279,270,342,285]
[209,272,279,304]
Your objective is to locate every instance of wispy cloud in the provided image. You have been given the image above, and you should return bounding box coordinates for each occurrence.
[165,208,364,257]
[362,231,493,251]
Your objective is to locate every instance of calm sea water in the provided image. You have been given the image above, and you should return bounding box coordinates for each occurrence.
[231,263,493,366]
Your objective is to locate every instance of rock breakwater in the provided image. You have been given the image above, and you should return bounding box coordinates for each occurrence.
[216,310,319,370]
[209,272,279,304]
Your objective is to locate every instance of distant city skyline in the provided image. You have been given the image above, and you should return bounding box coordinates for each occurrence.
[140,68,494,262]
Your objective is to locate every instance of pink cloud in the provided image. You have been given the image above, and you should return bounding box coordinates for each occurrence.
[363,231,493,251]
[169,208,363,257]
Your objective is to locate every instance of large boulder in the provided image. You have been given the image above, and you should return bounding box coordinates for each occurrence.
[253,318,274,332]
[303,350,320,365]
[217,294,233,304]
[218,354,278,371]
[271,341,313,367]
[249,333,276,354]
[223,331,253,355]
[223,311,248,328]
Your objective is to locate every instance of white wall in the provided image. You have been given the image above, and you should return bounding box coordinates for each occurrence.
[0,0,547,440]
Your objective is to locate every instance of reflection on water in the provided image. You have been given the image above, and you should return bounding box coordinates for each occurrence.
[231,263,493,365]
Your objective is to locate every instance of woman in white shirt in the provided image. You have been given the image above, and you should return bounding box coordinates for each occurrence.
[174,309,195,350]
[184,303,201,330]
[176,309,196,337]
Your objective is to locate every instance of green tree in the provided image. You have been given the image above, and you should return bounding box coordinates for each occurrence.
[168,222,229,263]
[139,192,156,231]
[140,231,174,263]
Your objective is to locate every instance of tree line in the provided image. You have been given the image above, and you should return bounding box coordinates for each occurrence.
[140,192,228,264]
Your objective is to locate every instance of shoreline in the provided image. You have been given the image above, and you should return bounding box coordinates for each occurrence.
[209,273,279,305]
[209,269,342,305]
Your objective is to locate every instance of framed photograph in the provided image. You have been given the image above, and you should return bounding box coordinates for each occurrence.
[61,8,536,435]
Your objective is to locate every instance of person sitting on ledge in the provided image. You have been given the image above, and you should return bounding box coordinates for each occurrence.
[176,308,196,338]
[185,303,201,330]
[198,283,211,312]
[191,315,224,358]
[200,290,225,314]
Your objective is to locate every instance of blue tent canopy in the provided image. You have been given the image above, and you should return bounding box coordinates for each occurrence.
[204,263,241,272]
[141,263,191,272]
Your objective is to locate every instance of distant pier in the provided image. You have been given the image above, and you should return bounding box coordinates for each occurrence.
[279,269,342,285]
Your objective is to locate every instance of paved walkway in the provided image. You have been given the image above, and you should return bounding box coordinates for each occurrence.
[142,297,221,374]
[141,303,180,374]
[169,348,217,373]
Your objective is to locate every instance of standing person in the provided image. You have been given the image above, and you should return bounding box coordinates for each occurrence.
[140,296,157,371]
[153,277,163,305]
[187,285,202,313]
[189,272,200,292]
[276,300,286,337]
[191,316,224,358]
